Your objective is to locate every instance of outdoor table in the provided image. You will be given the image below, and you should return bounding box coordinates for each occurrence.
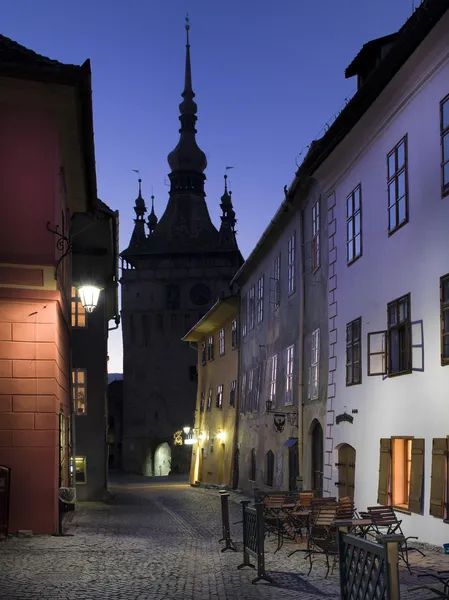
[264,503,297,552]
[333,518,372,538]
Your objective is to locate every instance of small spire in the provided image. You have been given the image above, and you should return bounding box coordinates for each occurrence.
[148,194,158,234]
[138,178,142,197]
[134,177,146,218]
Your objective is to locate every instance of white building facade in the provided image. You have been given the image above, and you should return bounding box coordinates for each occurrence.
[307,3,449,545]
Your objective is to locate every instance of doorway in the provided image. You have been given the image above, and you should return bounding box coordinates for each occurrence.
[288,441,299,491]
[154,442,171,476]
[311,420,323,497]
[337,444,356,501]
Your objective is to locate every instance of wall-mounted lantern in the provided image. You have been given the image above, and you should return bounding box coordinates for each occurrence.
[216,430,226,442]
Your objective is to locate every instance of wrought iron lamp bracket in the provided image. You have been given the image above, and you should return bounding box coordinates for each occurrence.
[47,221,73,280]
[266,401,299,432]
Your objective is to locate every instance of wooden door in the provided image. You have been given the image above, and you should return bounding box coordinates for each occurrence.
[288,442,299,491]
[337,444,356,501]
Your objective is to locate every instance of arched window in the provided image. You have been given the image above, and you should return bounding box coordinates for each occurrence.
[249,448,256,482]
[265,450,275,487]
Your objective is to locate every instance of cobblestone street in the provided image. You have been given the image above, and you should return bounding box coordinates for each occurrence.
[0,475,449,599]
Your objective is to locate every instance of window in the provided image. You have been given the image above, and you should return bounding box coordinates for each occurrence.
[72,369,87,415]
[269,354,278,407]
[229,380,236,407]
[273,253,281,308]
[441,274,449,364]
[207,336,214,361]
[207,388,212,411]
[377,438,424,514]
[253,365,261,412]
[219,328,225,356]
[247,369,254,412]
[387,136,408,234]
[75,456,87,484]
[201,342,206,366]
[346,185,362,264]
[285,345,294,406]
[288,233,296,294]
[346,318,361,386]
[310,329,320,399]
[257,276,264,323]
[210,438,214,454]
[71,287,86,328]
[249,448,256,482]
[429,438,449,519]
[249,285,256,330]
[312,201,320,271]
[200,391,205,412]
[231,319,238,349]
[216,384,223,409]
[265,450,275,487]
[388,294,411,376]
[241,373,247,413]
[440,95,449,196]
[242,294,248,337]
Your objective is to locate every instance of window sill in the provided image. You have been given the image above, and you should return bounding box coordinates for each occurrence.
[442,186,449,199]
[346,381,362,387]
[388,219,409,237]
[392,505,411,515]
[387,369,412,378]
[347,255,362,268]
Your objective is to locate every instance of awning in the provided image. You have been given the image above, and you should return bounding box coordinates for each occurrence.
[283,437,298,448]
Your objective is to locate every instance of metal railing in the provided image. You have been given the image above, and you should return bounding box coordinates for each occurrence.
[337,524,403,600]
[218,491,236,553]
[237,500,272,584]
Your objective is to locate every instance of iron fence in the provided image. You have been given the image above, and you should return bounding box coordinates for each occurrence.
[218,491,236,552]
[337,526,403,600]
[237,500,272,584]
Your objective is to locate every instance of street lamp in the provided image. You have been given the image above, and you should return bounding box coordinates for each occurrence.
[78,285,102,313]
[183,426,191,435]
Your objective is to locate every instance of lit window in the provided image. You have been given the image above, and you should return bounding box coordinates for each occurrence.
[346,185,362,264]
[257,276,264,323]
[288,233,296,294]
[229,380,236,407]
[207,336,214,361]
[71,286,86,328]
[440,95,449,196]
[72,369,87,415]
[269,354,278,408]
[219,328,225,356]
[392,438,412,509]
[285,345,294,406]
[310,329,320,399]
[312,202,320,271]
[216,384,223,409]
[387,136,408,234]
[75,456,87,484]
[200,391,205,412]
[346,318,361,386]
[207,388,212,411]
[248,285,255,330]
[231,319,238,349]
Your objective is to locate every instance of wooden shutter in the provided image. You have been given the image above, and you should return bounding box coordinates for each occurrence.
[409,438,425,514]
[377,438,391,505]
[430,438,447,519]
[368,331,388,376]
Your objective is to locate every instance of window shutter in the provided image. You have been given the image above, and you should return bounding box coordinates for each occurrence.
[377,438,391,505]
[308,366,311,400]
[368,331,388,376]
[409,438,425,514]
[430,438,447,519]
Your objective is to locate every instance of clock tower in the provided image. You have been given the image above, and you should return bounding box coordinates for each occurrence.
[120,22,242,475]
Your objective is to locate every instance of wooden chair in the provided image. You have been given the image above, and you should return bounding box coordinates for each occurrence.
[336,497,357,520]
[298,506,339,578]
[366,505,425,572]
[299,491,314,508]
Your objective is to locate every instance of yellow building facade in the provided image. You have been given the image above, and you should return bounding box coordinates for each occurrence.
[183,296,239,487]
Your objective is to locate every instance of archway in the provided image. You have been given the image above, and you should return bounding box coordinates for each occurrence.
[154,442,171,476]
[311,420,324,497]
[337,444,356,501]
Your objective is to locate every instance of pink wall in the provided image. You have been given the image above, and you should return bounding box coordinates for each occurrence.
[0,107,60,266]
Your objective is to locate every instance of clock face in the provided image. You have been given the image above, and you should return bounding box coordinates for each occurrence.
[190,283,211,306]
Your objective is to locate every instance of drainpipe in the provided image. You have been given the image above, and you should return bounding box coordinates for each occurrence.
[298,205,306,490]
[232,290,242,490]
[108,315,120,331]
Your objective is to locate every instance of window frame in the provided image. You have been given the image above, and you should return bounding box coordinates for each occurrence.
[241,373,247,413]
[71,286,87,328]
[231,319,238,349]
[75,456,87,484]
[387,293,411,377]
[441,274,449,365]
[285,345,294,406]
[346,317,362,386]
[346,185,362,265]
[216,384,223,409]
[207,336,214,361]
[257,275,264,323]
[248,285,256,330]
[273,253,281,309]
[229,380,236,407]
[440,94,449,197]
[241,293,248,337]
[269,354,278,408]
[219,328,225,356]
[247,369,254,413]
[288,233,296,295]
[207,388,212,411]
[311,201,320,272]
[201,341,206,366]
[310,329,320,399]
[387,135,409,235]
[200,391,205,412]
[72,368,87,416]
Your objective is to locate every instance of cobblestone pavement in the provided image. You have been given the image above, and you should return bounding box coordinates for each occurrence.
[0,475,448,600]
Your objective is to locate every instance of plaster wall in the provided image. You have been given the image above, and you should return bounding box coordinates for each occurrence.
[314,11,449,544]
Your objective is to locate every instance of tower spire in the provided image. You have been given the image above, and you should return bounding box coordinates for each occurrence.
[167,16,207,196]
[218,173,238,248]
[148,194,158,234]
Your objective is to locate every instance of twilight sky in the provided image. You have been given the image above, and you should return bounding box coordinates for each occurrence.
[4,0,414,373]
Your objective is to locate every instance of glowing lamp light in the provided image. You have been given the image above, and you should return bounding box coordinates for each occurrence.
[183,426,191,435]
[216,431,226,442]
[199,432,206,442]
[78,285,102,313]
